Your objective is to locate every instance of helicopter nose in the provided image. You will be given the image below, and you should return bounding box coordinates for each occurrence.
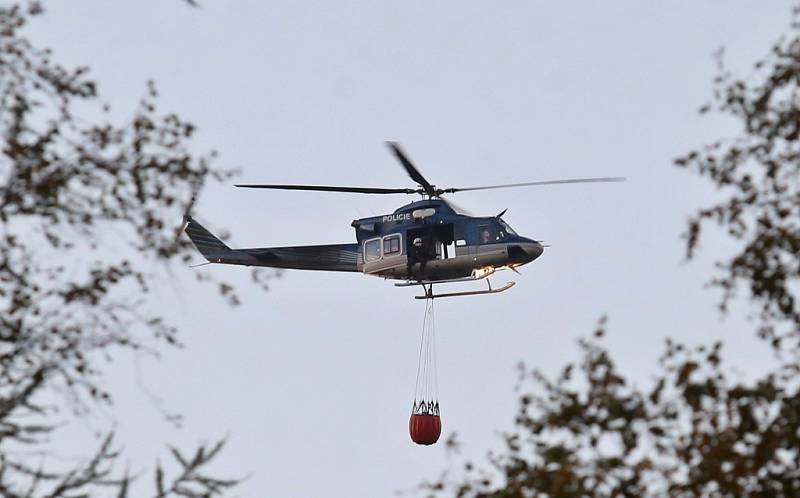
[522,241,544,261]
[508,241,543,264]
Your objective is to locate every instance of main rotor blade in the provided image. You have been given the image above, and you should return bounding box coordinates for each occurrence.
[235,184,418,194]
[386,142,436,196]
[444,177,626,193]
[439,195,473,216]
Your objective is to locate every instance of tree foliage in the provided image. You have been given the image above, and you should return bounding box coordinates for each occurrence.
[0,2,266,496]
[427,321,800,498]
[426,5,800,498]
[676,6,800,348]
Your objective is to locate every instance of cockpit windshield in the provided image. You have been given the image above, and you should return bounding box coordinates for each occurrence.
[498,219,517,236]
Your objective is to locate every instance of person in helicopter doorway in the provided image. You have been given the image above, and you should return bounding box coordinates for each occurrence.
[407,224,437,277]
[408,236,424,275]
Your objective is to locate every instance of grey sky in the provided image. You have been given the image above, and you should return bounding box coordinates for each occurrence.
[28,1,797,496]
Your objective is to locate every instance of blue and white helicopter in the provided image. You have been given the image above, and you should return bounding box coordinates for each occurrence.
[185,143,624,299]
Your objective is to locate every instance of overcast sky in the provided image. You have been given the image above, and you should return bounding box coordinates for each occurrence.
[27,1,798,496]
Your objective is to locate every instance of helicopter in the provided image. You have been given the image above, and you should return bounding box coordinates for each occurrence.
[184,142,624,299]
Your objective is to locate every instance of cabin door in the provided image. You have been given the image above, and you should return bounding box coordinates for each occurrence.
[362,233,407,274]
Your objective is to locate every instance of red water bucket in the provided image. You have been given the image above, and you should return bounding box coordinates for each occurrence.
[409,413,441,445]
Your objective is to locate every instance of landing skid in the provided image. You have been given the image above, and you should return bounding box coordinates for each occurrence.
[414,280,516,300]
[394,275,482,287]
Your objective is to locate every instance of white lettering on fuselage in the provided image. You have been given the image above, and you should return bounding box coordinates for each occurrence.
[382,213,411,222]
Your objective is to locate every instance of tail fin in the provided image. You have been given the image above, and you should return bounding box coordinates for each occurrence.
[184,215,230,261]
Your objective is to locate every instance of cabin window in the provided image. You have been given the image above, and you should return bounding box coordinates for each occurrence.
[383,235,401,255]
[364,238,381,262]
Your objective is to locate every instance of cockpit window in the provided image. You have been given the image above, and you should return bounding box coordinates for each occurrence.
[479,222,507,244]
[478,224,493,244]
[499,219,517,236]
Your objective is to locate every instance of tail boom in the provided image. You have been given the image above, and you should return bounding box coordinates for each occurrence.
[184,216,359,272]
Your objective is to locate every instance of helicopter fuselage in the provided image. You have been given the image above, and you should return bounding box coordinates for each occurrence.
[184,198,543,284]
[352,198,543,282]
